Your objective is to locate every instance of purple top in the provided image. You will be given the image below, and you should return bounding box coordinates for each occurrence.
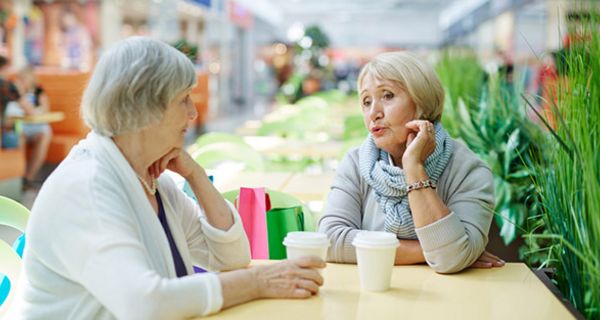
[156,192,188,278]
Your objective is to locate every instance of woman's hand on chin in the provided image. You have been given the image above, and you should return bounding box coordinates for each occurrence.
[402,120,436,169]
[149,148,201,179]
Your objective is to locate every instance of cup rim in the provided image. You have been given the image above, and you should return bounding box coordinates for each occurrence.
[352,231,399,248]
[283,231,330,248]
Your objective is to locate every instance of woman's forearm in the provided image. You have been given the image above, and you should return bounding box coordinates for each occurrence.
[405,164,450,228]
[395,239,426,265]
[186,168,234,230]
[219,269,259,309]
[18,96,37,115]
[40,93,50,112]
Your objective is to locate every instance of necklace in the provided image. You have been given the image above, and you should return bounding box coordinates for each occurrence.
[137,174,157,195]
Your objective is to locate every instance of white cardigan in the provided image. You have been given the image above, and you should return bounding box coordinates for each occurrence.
[10,132,251,320]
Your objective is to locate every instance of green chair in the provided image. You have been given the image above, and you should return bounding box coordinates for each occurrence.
[195,132,246,149]
[257,120,305,139]
[191,142,265,172]
[0,196,30,312]
[0,196,29,233]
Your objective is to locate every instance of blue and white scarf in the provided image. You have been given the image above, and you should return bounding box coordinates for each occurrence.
[359,122,454,239]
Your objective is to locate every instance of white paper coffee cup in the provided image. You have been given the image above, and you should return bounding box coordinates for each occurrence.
[283,231,330,260]
[352,231,399,292]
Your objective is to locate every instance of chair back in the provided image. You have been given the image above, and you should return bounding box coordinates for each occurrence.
[0,196,30,314]
[195,132,246,149]
[192,142,265,172]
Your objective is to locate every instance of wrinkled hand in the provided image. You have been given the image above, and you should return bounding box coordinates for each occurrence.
[149,148,199,179]
[402,120,436,169]
[471,251,505,268]
[251,256,326,299]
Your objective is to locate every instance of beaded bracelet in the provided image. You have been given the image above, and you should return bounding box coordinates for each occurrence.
[406,179,437,193]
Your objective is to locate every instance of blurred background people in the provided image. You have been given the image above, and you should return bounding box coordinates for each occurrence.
[0,55,21,149]
[15,65,52,188]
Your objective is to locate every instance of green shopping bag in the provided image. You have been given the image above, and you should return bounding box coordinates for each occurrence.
[266,206,304,260]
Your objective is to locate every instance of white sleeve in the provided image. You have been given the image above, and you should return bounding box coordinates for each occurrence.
[161,176,251,271]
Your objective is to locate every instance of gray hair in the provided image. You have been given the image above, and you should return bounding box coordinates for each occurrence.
[81,36,196,136]
[357,51,444,122]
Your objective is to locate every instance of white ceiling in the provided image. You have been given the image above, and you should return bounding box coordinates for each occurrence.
[261,0,458,48]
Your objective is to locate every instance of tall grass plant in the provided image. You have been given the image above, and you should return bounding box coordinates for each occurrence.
[525,7,600,317]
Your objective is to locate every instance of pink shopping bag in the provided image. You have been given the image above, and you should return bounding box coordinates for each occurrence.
[236,187,271,259]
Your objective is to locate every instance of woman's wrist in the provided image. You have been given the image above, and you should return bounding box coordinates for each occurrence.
[185,166,207,183]
[219,268,261,309]
[248,267,262,300]
[404,163,428,183]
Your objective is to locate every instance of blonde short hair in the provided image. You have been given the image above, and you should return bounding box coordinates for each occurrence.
[357,51,444,122]
[81,36,196,136]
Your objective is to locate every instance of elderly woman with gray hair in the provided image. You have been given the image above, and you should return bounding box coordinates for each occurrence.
[319,51,504,274]
[12,37,324,319]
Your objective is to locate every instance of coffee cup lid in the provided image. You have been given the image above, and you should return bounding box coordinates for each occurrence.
[352,231,399,248]
[283,231,330,248]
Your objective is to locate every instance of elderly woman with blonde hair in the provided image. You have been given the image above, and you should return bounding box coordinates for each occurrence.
[12,37,324,319]
[319,51,504,273]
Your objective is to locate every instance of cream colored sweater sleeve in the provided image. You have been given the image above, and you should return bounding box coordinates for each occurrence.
[415,156,495,273]
[318,149,369,264]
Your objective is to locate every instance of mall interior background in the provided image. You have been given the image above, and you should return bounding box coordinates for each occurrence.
[1,1,599,317]
[0,0,574,121]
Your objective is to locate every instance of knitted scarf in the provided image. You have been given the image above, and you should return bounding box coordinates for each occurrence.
[359,122,454,239]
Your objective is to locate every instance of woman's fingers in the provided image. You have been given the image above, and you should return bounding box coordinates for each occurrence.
[276,260,324,286]
[291,288,312,298]
[406,132,416,146]
[159,148,180,172]
[480,251,505,266]
[295,279,320,295]
[266,276,321,297]
[483,251,503,262]
[405,120,433,134]
[294,256,326,269]
[256,258,326,299]
[471,261,493,268]
[292,267,324,286]
[149,162,159,179]
[472,251,505,269]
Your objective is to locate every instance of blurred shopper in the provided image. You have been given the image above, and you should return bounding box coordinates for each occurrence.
[11,37,324,320]
[0,56,22,149]
[319,52,504,274]
[60,9,92,70]
[15,65,52,188]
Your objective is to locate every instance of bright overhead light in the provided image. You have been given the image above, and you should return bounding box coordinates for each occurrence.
[299,36,313,49]
[287,23,305,42]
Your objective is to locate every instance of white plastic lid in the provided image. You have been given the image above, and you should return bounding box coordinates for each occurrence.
[283,232,330,248]
[352,231,399,248]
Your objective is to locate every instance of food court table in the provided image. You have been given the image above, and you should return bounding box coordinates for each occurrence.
[204,262,573,320]
[10,111,65,124]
